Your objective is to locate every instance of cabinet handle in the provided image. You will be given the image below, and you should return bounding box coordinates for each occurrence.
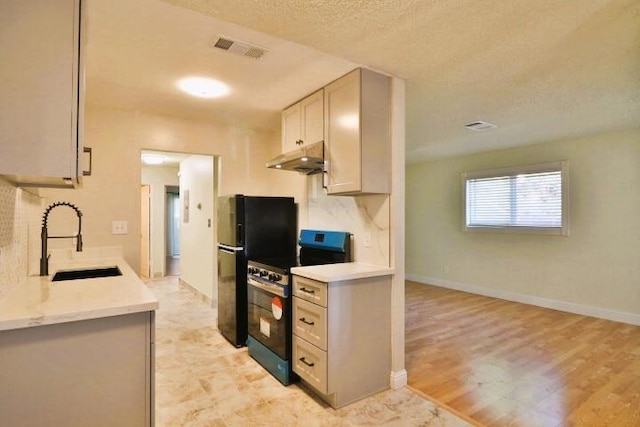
[322,160,329,189]
[299,317,315,326]
[299,287,316,294]
[83,147,92,176]
[299,357,315,367]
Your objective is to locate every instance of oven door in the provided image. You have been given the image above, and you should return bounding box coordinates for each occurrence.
[247,277,289,360]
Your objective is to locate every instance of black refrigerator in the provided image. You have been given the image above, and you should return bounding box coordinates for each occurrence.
[217,195,296,347]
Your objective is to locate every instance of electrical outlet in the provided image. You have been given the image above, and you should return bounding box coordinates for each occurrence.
[112,220,128,235]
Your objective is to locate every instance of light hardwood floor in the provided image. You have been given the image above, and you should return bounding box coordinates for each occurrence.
[405,281,640,427]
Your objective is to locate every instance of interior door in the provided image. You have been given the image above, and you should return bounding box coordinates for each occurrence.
[140,185,150,278]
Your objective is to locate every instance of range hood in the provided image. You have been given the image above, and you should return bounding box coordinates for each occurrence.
[266,141,324,175]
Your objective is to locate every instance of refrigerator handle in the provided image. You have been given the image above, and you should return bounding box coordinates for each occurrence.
[218,244,244,252]
[237,224,243,245]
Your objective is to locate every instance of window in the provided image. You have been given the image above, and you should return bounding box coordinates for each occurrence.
[463,161,569,235]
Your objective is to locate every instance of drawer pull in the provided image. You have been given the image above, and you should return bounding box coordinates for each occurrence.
[299,317,315,326]
[299,287,316,294]
[299,357,315,367]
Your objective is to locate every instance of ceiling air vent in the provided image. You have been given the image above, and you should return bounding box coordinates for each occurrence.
[212,35,268,60]
[464,121,498,131]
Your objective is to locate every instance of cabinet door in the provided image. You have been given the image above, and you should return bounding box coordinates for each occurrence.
[293,296,327,350]
[281,103,301,153]
[324,70,361,194]
[292,335,328,394]
[0,0,81,184]
[293,275,328,306]
[0,312,152,427]
[300,89,324,146]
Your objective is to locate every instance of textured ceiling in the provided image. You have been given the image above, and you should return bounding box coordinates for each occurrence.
[86,0,640,162]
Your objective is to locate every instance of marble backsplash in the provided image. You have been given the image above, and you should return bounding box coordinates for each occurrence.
[306,175,390,266]
[0,179,41,300]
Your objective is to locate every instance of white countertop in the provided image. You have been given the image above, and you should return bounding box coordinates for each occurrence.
[0,250,158,332]
[291,262,394,282]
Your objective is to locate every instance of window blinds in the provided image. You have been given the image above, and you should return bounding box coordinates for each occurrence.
[466,170,563,229]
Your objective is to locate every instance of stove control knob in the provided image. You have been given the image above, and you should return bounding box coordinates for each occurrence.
[259,270,269,277]
[247,267,257,275]
[268,273,282,282]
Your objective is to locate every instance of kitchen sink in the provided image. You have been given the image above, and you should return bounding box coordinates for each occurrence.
[52,266,122,282]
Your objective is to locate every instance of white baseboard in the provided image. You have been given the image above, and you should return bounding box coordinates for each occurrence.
[406,273,640,326]
[389,369,407,390]
[179,278,214,307]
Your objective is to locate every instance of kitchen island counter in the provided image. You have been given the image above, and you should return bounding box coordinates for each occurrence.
[0,249,158,332]
[291,262,393,283]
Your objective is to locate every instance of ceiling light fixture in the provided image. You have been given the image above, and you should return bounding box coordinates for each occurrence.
[141,154,166,165]
[177,77,230,98]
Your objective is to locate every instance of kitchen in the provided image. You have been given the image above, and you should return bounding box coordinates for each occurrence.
[2,0,639,425]
[0,0,410,425]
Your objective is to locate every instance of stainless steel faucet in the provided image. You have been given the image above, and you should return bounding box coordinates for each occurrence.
[40,202,83,276]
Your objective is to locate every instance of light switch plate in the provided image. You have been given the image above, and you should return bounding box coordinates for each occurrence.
[112,220,128,235]
[364,232,372,248]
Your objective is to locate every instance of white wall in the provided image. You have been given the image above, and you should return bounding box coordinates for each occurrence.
[301,174,390,266]
[406,129,640,321]
[38,107,305,273]
[179,155,215,299]
[141,164,179,277]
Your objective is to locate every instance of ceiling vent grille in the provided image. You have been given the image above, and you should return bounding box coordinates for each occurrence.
[465,121,498,131]
[212,35,268,60]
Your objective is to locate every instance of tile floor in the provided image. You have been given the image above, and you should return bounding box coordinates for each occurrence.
[148,277,472,426]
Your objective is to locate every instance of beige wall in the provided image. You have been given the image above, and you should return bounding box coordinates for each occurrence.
[39,107,305,273]
[179,155,215,299]
[406,129,640,319]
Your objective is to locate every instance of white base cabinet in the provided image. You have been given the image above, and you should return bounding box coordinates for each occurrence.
[292,274,391,408]
[0,312,155,427]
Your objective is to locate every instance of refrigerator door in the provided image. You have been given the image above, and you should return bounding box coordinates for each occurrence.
[217,245,246,346]
[217,194,244,247]
[243,197,296,259]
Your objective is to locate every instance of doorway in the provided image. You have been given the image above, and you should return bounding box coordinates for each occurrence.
[165,185,180,276]
[140,149,219,302]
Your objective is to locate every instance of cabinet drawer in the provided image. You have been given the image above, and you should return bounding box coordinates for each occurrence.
[292,335,327,394]
[293,297,327,350]
[293,275,327,306]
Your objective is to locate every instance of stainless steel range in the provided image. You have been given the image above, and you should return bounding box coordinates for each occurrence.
[246,230,351,385]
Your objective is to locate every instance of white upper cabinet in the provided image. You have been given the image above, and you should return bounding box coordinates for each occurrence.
[324,68,390,195]
[281,89,324,153]
[0,0,87,188]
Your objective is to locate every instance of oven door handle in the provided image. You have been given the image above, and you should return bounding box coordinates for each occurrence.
[248,276,286,298]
